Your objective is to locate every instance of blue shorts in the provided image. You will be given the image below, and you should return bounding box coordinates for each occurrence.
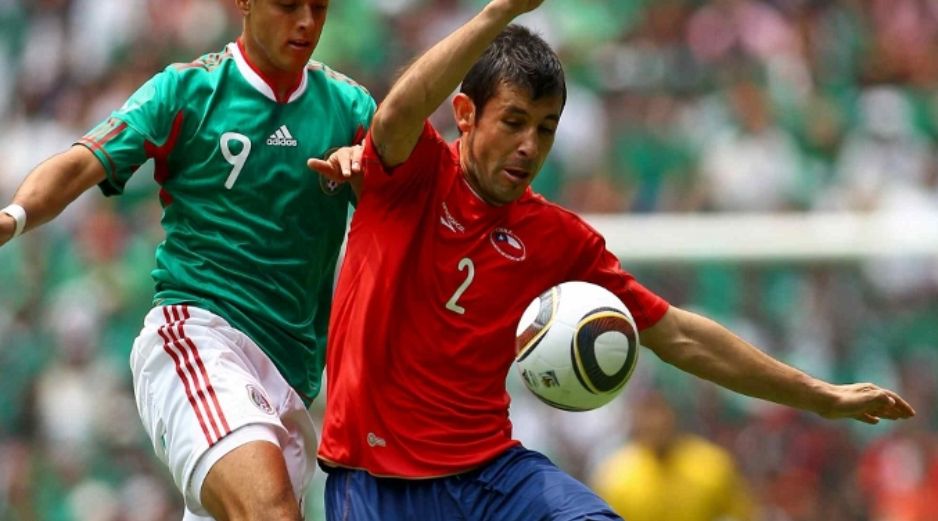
[323,446,622,521]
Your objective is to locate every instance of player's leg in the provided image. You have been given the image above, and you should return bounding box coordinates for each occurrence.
[131,305,315,521]
[196,399,318,520]
[199,437,301,520]
[460,446,621,521]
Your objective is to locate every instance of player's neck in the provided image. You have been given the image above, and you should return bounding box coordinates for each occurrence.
[237,37,304,101]
[459,141,504,207]
[461,169,501,207]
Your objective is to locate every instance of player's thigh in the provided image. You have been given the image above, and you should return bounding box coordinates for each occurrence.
[467,446,622,521]
[200,438,302,521]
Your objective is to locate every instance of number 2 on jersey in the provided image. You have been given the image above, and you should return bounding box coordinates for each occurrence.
[220,132,252,189]
[445,257,475,315]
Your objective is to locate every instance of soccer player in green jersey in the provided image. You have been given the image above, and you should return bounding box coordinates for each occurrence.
[0,1,375,520]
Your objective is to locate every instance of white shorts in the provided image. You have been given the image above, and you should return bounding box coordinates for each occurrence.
[130,304,316,518]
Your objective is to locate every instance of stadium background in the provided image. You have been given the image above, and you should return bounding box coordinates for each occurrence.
[1,0,937,519]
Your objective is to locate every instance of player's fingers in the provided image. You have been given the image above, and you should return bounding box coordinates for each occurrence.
[885,391,916,417]
[879,394,908,420]
[350,145,364,175]
[873,392,895,408]
[307,158,343,181]
[854,412,879,425]
[338,151,352,178]
[307,158,332,172]
[866,389,915,420]
[339,147,366,177]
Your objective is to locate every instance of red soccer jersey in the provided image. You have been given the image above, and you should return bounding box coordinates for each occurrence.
[318,122,670,477]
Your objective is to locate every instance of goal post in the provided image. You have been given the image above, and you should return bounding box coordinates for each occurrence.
[584,212,938,264]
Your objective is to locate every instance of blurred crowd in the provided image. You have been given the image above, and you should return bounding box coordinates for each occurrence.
[1,0,938,520]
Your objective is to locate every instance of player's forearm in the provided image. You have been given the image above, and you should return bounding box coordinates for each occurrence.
[372,1,523,166]
[642,307,835,414]
[0,145,106,245]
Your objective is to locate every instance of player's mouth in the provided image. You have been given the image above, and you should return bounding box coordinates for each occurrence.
[287,40,312,52]
[502,167,530,182]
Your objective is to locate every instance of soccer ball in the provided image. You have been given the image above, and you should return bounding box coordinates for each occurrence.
[514,281,640,411]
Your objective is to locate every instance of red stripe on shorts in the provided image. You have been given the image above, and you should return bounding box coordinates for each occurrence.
[158,307,214,444]
[167,306,226,442]
[169,306,231,445]
[180,305,232,434]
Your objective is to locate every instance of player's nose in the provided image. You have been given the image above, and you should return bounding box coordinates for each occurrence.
[295,4,319,31]
[516,129,539,158]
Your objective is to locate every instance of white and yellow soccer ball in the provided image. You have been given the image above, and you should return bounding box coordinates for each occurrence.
[514,281,640,411]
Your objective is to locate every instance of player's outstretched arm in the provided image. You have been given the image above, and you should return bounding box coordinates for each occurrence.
[640,306,916,424]
[371,0,544,168]
[0,145,106,246]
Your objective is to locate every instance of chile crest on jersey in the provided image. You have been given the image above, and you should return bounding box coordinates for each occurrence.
[490,227,526,262]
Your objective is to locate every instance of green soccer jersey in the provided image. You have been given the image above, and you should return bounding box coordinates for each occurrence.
[78,42,376,404]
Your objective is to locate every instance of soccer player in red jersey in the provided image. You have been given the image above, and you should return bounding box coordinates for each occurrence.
[310,0,915,519]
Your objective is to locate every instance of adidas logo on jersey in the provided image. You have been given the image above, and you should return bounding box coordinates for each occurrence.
[267,125,298,147]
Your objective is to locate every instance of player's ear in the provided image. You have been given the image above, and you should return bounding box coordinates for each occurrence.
[453,93,476,134]
[235,0,251,16]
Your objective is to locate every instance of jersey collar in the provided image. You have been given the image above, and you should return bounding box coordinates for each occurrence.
[229,41,308,104]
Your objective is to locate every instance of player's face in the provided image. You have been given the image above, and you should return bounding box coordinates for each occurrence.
[241,0,329,73]
[456,83,562,206]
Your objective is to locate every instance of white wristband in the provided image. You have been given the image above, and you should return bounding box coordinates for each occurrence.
[1,203,26,239]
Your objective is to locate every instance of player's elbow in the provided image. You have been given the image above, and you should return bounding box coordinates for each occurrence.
[370,113,421,168]
[640,307,710,365]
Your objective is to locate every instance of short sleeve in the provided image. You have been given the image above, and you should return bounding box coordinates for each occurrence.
[360,121,451,197]
[76,68,181,196]
[349,91,377,145]
[567,220,670,331]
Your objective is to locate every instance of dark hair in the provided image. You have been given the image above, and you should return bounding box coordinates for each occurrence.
[460,24,566,117]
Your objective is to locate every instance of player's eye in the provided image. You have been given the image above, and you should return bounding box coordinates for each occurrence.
[538,125,557,136]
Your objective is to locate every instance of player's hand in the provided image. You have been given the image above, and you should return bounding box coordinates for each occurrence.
[307,145,364,183]
[818,383,916,424]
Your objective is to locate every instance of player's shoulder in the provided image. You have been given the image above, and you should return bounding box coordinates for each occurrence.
[116,48,232,114]
[517,192,600,236]
[165,47,235,77]
[306,60,372,99]
[147,47,236,101]
[168,47,234,73]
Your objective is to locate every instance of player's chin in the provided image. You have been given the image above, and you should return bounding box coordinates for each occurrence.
[496,180,528,203]
[285,55,311,70]
[492,189,523,205]
[282,48,313,66]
